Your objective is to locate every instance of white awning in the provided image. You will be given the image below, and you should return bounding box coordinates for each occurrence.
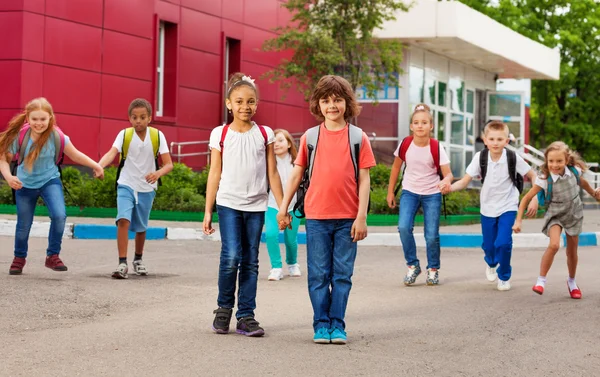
[374,0,560,80]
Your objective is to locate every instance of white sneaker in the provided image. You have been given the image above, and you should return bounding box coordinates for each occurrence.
[111,263,128,279]
[268,268,283,281]
[288,264,301,277]
[497,279,511,291]
[486,266,497,282]
[132,260,148,276]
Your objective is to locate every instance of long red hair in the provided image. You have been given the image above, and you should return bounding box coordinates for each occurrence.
[0,98,57,171]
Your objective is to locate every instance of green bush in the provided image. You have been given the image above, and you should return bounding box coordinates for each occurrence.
[368,187,481,215]
[370,163,392,188]
[0,181,12,203]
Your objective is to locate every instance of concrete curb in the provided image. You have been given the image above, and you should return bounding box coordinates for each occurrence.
[0,219,598,247]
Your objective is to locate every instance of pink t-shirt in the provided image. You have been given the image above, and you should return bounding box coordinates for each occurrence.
[295,123,377,219]
[393,140,450,195]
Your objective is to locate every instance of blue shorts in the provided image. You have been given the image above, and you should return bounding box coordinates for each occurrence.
[116,185,156,233]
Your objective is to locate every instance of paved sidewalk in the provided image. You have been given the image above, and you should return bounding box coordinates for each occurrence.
[2,237,600,376]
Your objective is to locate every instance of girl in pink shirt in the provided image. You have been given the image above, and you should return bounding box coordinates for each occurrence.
[387,103,453,286]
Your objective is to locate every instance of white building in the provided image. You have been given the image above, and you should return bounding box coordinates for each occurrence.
[365,0,560,176]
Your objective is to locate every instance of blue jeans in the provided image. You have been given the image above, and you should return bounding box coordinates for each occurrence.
[398,190,441,270]
[14,178,66,258]
[216,205,265,319]
[481,211,516,281]
[305,219,357,331]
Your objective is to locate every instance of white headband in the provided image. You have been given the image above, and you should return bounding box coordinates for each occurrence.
[227,75,256,95]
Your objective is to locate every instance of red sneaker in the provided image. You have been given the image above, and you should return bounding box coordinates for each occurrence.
[567,282,582,299]
[45,254,68,271]
[9,257,26,275]
[532,285,544,295]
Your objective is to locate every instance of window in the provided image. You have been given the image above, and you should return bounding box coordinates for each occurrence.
[155,21,177,119]
[450,147,464,177]
[451,113,464,145]
[466,90,474,113]
[449,78,465,112]
[156,22,165,117]
[438,82,447,107]
[437,111,446,142]
[425,77,436,105]
[409,66,424,104]
[223,38,241,123]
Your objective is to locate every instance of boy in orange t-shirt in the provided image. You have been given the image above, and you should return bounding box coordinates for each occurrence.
[277,75,376,345]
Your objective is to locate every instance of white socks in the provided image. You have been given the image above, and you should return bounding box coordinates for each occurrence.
[537,276,578,290]
[536,276,547,288]
[568,277,578,291]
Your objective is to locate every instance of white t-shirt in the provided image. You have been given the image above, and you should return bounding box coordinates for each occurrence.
[534,166,582,190]
[394,140,450,195]
[209,123,275,211]
[268,153,297,211]
[113,128,169,193]
[465,149,532,217]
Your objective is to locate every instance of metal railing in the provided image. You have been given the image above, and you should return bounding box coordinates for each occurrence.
[170,140,210,163]
[509,143,600,193]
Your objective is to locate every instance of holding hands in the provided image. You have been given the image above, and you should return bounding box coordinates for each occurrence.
[439,181,451,195]
[277,210,292,230]
[92,163,104,180]
[595,187,600,200]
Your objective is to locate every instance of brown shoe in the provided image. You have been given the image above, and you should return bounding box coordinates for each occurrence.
[9,257,26,275]
[45,254,68,271]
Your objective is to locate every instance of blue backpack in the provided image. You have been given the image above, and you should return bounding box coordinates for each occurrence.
[536,165,580,207]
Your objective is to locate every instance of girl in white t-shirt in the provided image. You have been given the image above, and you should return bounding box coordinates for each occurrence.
[514,141,600,299]
[265,129,301,281]
[203,72,284,337]
[386,103,453,286]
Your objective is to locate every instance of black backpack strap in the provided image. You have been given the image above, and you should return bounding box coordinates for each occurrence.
[506,149,518,188]
[479,148,489,184]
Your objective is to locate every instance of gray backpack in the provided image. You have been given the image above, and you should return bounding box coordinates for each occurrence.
[293,124,365,218]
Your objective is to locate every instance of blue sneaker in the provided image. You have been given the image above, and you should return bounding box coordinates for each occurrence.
[330,327,347,344]
[313,327,331,344]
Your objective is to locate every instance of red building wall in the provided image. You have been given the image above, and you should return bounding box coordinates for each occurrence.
[0,0,320,168]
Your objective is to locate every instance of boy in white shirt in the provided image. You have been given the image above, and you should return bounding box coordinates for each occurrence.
[99,98,173,279]
[449,121,537,291]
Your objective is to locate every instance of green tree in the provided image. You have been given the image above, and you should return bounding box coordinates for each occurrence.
[458,0,600,162]
[262,0,411,100]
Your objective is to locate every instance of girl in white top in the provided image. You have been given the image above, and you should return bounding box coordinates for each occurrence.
[203,72,284,337]
[386,103,453,286]
[265,129,301,281]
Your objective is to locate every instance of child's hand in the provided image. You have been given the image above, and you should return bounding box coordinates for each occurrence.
[594,188,600,200]
[6,175,22,190]
[351,218,367,242]
[525,200,538,218]
[203,212,215,235]
[276,210,291,230]
[386,191,396,208]
[93,164,104,180]
[439,182,450,195]
[145,172,160,184]
[512,221,522,234]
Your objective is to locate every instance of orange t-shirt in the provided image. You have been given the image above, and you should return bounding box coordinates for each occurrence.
[295,123,376,219]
